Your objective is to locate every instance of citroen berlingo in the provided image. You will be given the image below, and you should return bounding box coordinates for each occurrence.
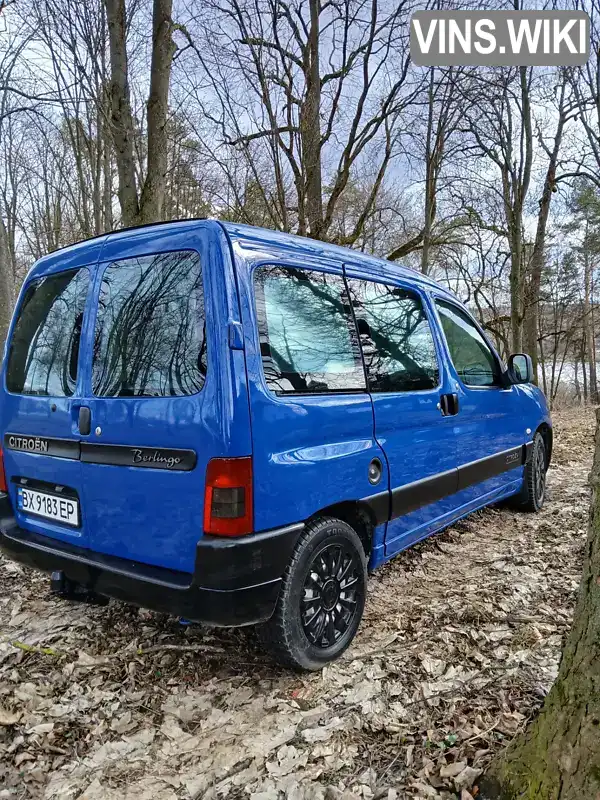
[0,220,551,669]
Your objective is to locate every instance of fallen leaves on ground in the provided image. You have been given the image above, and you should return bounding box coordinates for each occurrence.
[0,409,593,799]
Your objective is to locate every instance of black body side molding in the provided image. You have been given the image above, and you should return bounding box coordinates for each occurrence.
[364,443,531,524]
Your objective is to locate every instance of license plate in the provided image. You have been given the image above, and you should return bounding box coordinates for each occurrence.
[17,487,79,527]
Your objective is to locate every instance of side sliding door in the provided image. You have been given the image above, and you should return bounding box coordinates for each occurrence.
[243,262,387,546]
[343,272,461,557]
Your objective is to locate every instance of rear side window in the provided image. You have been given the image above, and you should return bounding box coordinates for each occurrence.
[346,279,439,392]
[6,269,89,396]
[254,266,365,394]
[92,251,206,397]
[435,299,499,387]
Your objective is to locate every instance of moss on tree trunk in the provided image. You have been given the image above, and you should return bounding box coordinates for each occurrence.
[479,410,600,799]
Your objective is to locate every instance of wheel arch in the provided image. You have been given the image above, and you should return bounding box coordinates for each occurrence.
[536,422,553,468]
[306,500,378,557]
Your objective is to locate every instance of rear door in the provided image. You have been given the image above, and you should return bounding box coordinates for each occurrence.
[1,260,96,547]
[77,225,241,574]
[343,271,460,556]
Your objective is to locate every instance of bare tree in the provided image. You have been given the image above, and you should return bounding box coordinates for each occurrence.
[0,13,36,346]
[180,0,419,243]
[524,70,574,381]
[387,65,467,269]
[20,0,113,239]
[105,0,177,226]
[569,0,600,188]
[462,65,534,352]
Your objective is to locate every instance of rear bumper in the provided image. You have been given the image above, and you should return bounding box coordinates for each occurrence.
[0,494,303,627]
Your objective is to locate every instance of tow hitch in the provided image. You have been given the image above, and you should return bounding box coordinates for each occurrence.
[50,570,109,606]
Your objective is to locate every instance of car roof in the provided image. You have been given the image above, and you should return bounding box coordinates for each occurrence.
[219,221,449,295]
[27,218,452,298]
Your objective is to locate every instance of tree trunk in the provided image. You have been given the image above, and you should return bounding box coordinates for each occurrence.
[300,0,323,239]
[508,65,533,354]
[508,211,523,353]
[580,328,589,404]
[105,0,140,227]
[584,234,598,404]
[137,0,175,225]
[421,67,435,276]
[539,334,548,397]
[105,0,175,227]
[0,216,15,352]
[103,128,114,232]
[524,103,564,381]
[480,409,600,799]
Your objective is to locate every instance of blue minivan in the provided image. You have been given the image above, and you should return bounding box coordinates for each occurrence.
[0,220,551,669]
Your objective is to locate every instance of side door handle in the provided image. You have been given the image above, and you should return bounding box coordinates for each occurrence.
[78,406,91,436]
[439,393,459,416]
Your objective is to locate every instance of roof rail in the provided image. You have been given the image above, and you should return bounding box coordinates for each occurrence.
[53,217,208,253]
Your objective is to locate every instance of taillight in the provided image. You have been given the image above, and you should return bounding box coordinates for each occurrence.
[203,457,253,536]
[0,448,7,493]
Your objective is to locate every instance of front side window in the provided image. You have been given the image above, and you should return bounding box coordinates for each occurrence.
[92,251,206,397]
[346,279,439,392]
[6,269,89,396]
[254,266,365,394]
[435,299,499,387]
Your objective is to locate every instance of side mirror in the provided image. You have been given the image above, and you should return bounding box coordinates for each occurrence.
[507,353,533,384]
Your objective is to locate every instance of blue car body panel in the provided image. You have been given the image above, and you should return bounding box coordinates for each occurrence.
[231,243,387,537]
[0,218,551,593]
[79,223,253,572]
[1,222,253,573]
[341,263,459,561]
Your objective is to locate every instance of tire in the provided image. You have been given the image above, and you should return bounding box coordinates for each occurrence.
[513,431,547,512]
[258,517,367,671]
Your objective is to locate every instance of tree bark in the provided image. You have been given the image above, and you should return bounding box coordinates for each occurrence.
[591,304,598,405]
[509,66,533,354]
[480,409,600,799]
[582,340,589,404]
[584,223,599,404]
[0,216,15,352]
[105,0,175,227]
[105,0,140,227]
[421,67,436,276]
[507,205,524,353]
[524,93,565,381]
[300,0,323,239]
[137,0,175,225]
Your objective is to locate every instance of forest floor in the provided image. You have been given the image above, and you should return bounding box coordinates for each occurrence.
[0,408,595,800]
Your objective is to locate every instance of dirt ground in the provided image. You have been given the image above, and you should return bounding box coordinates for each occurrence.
[0,409,595,800]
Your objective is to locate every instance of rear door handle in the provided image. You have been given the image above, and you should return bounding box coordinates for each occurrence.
[78,406,91,435]
[439,393,459,416]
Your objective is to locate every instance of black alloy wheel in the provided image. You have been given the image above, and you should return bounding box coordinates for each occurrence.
[300,541,362,649]
[533,438,546,507]
[513,431,547,512]
[258,517,367,670]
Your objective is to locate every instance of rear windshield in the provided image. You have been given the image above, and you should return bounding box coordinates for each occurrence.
[92,250,206,397]
[6,268,89,396]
